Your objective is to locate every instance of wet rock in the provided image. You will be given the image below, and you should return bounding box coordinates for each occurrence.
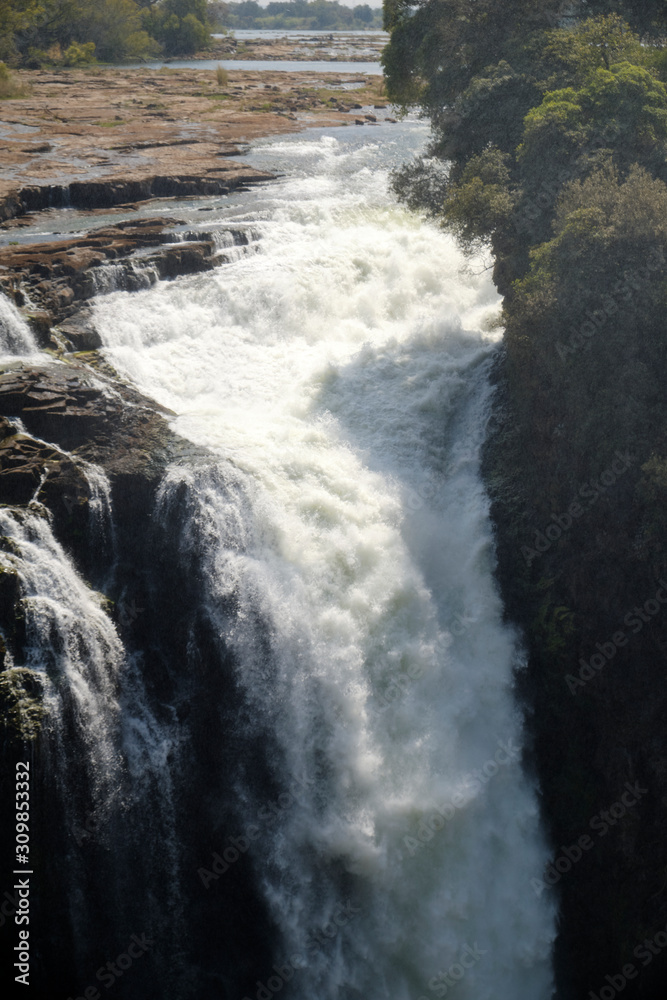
[0,218,229,334]
[56,311,102,352]
[0,360,180,582]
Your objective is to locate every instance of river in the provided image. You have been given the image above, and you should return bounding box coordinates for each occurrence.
[0,119,556,998]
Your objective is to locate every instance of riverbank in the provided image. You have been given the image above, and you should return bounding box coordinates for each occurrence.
[0,65,388,225]
[206,31,387,62]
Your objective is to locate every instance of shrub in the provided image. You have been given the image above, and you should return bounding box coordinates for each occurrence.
[0,61,29,99]
[63,41,97,66]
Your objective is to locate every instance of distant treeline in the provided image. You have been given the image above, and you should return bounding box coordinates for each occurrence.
[209,1,383,31]
[0,0,214,66]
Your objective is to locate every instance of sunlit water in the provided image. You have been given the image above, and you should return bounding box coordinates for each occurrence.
[88,120,557,999]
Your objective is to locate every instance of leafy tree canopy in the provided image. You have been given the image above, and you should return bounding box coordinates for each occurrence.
[0,0,212,64]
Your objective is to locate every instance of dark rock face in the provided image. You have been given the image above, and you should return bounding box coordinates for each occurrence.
[0,358,175,622]
[0,356,277,999]
[0,169,274,223]
[0,361,172,471]
[482,364,667,1000]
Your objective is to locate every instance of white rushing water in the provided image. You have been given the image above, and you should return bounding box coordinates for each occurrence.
[0,293,38,357]
[0,498,183,964]
[93,122,556,999]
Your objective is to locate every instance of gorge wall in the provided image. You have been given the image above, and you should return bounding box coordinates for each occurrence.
[382,3,667,997]
[0,293,276,999]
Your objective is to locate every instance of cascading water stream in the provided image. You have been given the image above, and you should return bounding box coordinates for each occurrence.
[0,293,39,358]
[86,121,557,999]
[0,485,184,987]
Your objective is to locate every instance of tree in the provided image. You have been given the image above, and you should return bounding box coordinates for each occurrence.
[0,1,41,62]
[142,0,211,54]
[355,4,374,24]
[576,1,667,37]
[383,0,569,110]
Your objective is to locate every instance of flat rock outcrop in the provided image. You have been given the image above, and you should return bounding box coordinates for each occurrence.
[0,216,256,341]
[0,66,386,224]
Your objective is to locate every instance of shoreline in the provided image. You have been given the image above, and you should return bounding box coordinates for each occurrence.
[0,65,388,226]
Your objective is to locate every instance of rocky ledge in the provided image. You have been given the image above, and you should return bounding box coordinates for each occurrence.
[0,359,173,534]
[0,162,274,225]
[0,357,205,676]
[0,215,258,348]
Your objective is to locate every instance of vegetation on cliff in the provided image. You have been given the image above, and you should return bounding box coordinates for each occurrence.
[384,1,667,996]
[0,0,212,65]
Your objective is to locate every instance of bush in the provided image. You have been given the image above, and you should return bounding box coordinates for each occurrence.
[124,30,162,61]
[443,148,515,252]
[178,12,209,53]
[0,61,29,99]
[63,41,96,66]
[216,64,228,87]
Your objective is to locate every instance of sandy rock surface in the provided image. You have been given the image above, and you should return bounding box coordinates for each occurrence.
[0,66,386,216]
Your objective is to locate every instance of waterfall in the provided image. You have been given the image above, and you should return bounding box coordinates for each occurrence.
[0,293,38,357]
[90,123,557,998]
[0,481,183,989]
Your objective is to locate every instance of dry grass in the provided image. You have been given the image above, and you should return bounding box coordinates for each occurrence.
[0,62,30,100]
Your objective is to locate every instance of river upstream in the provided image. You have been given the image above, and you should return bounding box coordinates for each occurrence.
[1,118,556,998]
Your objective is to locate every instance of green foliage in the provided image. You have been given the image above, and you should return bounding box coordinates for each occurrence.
[215,63,228,87]
[443,61,543,163]
[442,148,514,252]
[124,29,162,59]
[384,13,667,244]
[517,60,667,215]
[382,0,566,110]
[506,164,667,477]
[390,156,450,217]
[0,666,46,742]
[142,0,211,55]
[575,1,667,38]
[210,1,383,31]
[538,13,642,85]
[1,0,211,64]
[0,0,41,62]
[62,40,96,65]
